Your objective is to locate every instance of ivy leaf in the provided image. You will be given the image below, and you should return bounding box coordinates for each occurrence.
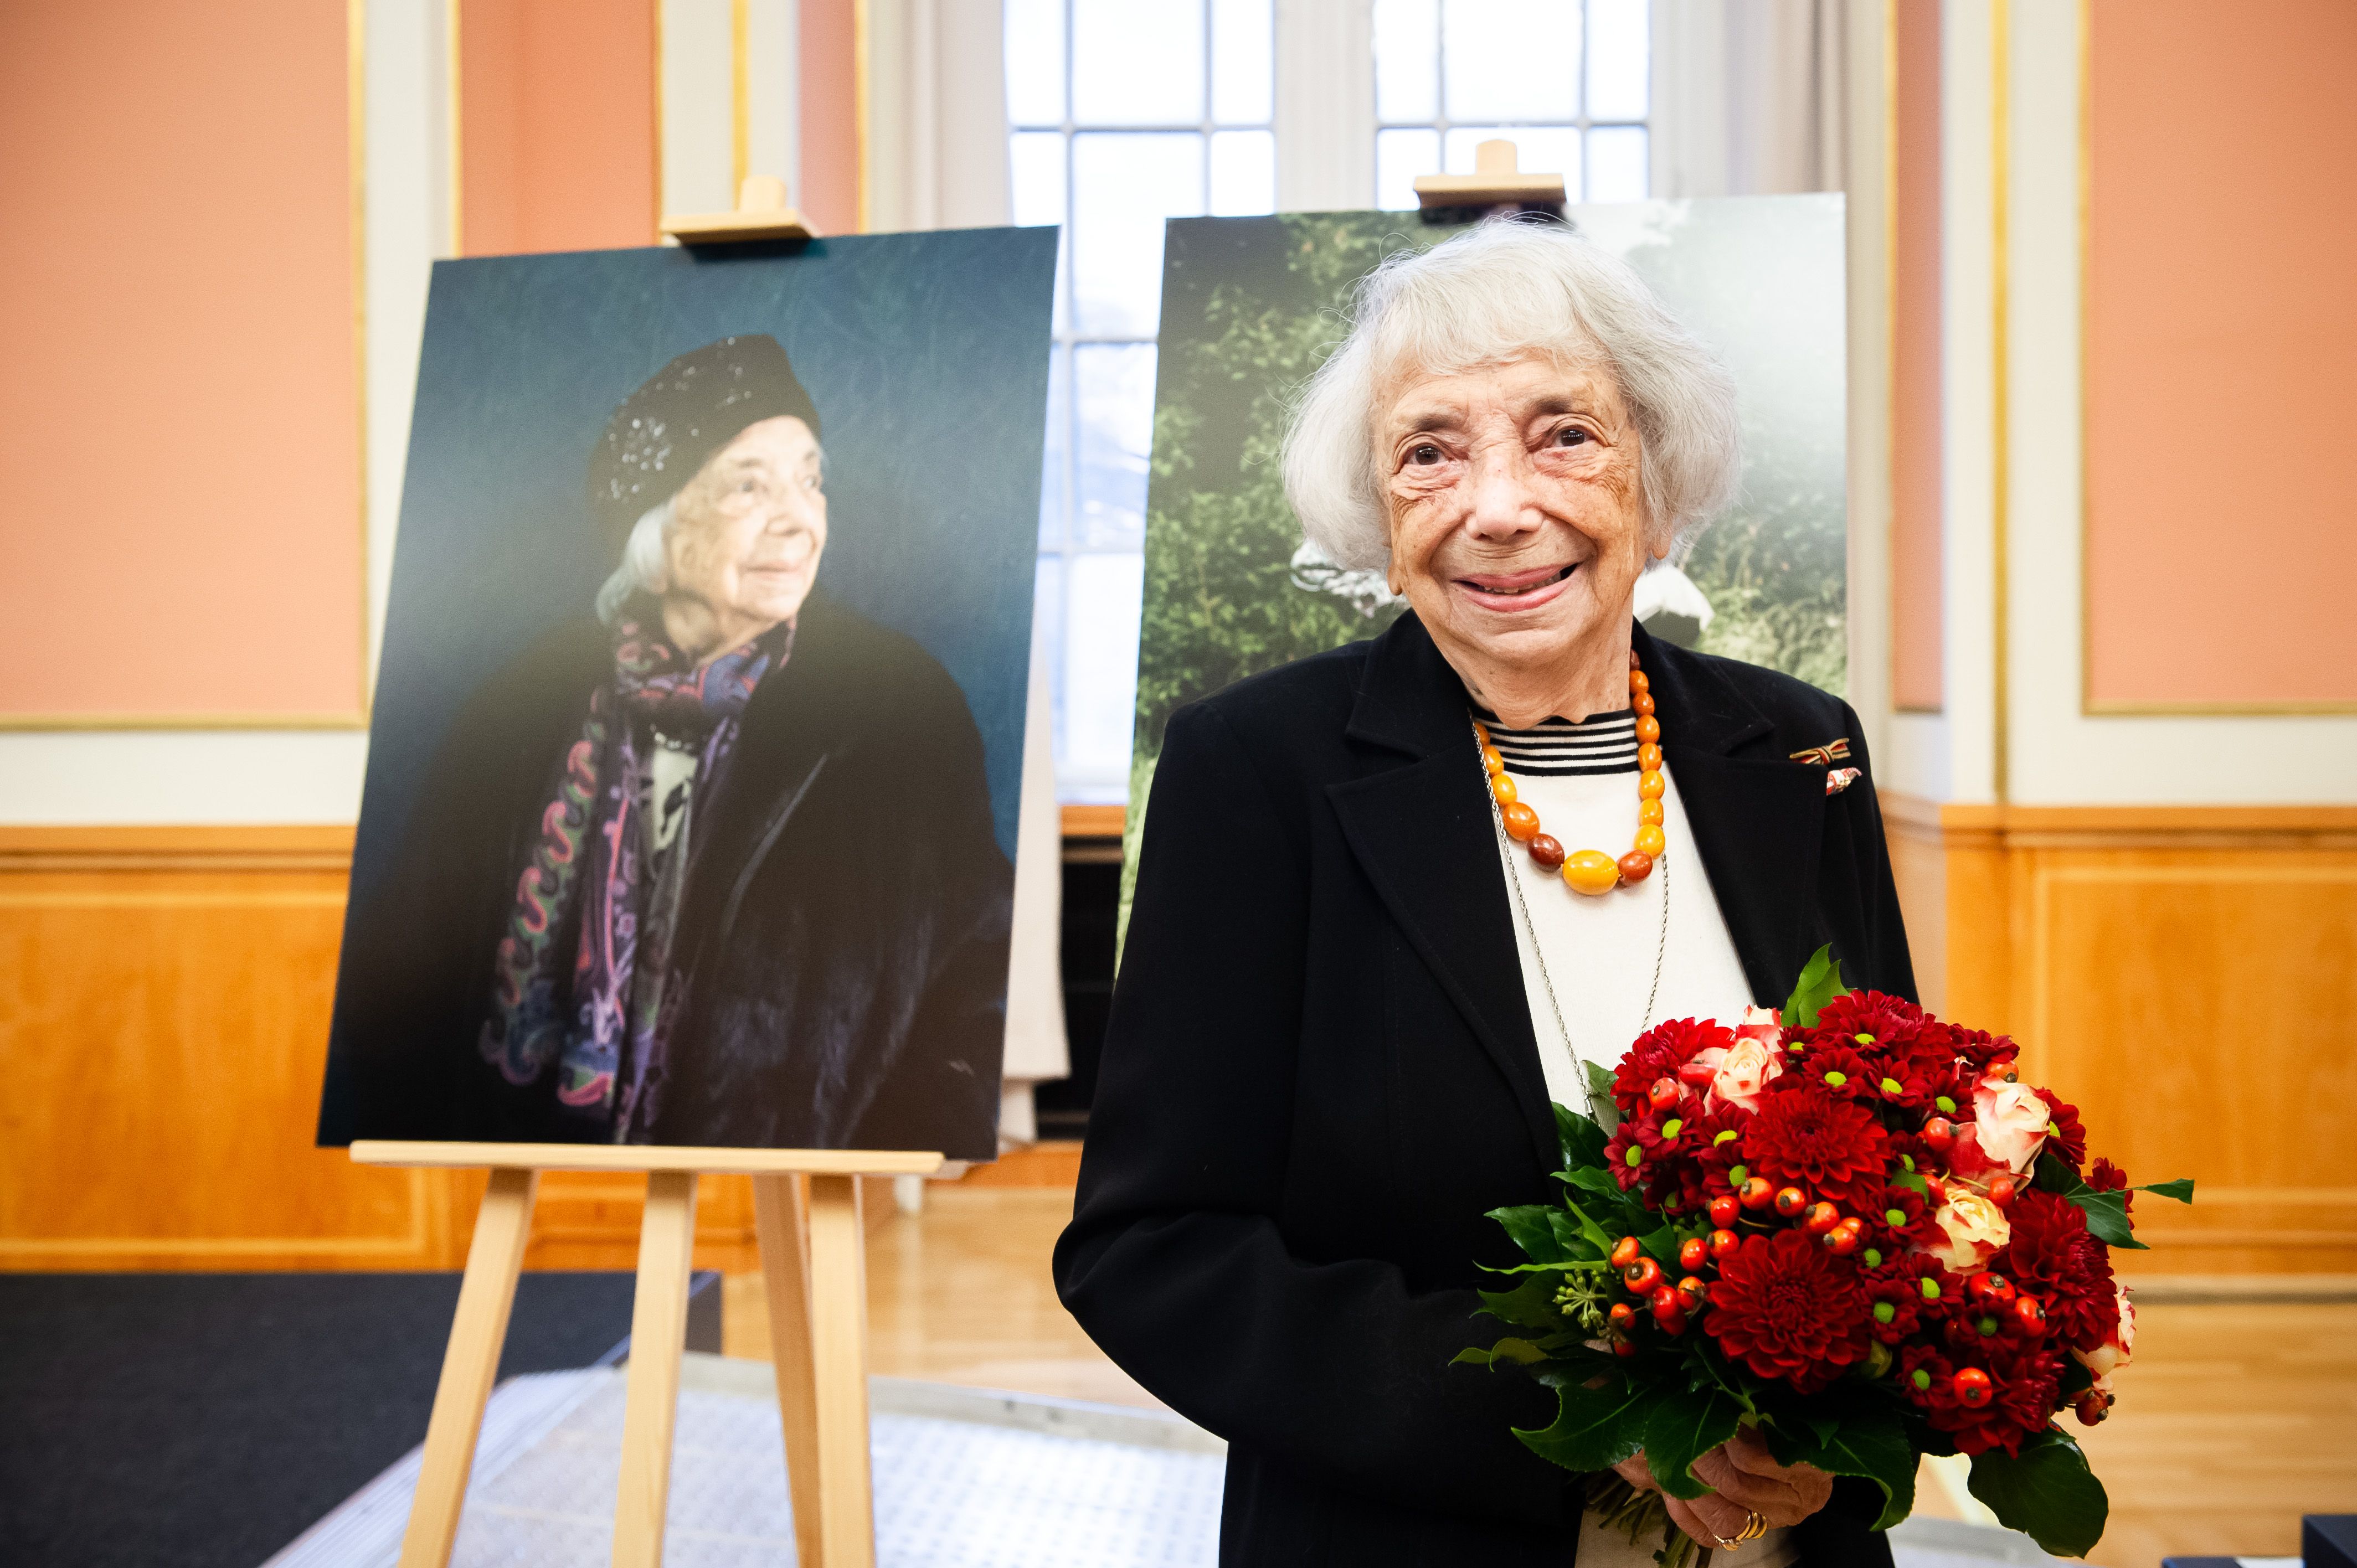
[1476,1275,1566,1329]
[2137,1178,2195,1204]
[2064,1187,2147,1250]
[1782,943,1848,1028]
[1968,1429,2109,1559]
[1641,1388,1745,1500]
[1766,1401,1918,1530]
[1557,1103,1611,1171]
[1585,1062,1623,1135]
[1490,1205,1573,1265]
[1516,1378,1650,1473]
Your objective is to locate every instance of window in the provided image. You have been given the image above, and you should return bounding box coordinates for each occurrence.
[1372,0,1651,210]
[1006,0,1277,803]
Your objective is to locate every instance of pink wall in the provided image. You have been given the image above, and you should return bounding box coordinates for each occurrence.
[1890,0,1944,713]
[2085,0,2357,707]
[0,1,363,720]
[801,0,861,235]
[461,0,657,257]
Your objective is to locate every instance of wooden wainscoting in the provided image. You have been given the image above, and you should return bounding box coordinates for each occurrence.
[1882,800,2357,1275]
[0,827,786,1272]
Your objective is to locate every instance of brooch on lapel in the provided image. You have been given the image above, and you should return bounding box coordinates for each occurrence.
[1789,737,1852,767]
[1824,767,1861,796]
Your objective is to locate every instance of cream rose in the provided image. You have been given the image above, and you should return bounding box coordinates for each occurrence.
[1973,1074,2051,1173]
[1733,1005,1784,1048]
[2075,1282,2137,1379]
[1689,1037,1784,1114]
[1924,1190,2011,1271]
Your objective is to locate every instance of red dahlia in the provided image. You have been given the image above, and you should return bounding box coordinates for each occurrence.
[1810,991,1929,1057]
[2087,1156,2132,1209]
[2035,1088,2088,1168]
[1741,1084,1891,1213]
[1614,1018,1733,1112]
[1704,1229,1875,1393]
[1995,1188,2119,1352]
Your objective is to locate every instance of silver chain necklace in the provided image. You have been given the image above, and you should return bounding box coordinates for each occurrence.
[1473,724,1671,1123]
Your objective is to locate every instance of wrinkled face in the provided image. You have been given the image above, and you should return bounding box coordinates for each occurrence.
[1379,352,1656,674]
[662,415,826,635]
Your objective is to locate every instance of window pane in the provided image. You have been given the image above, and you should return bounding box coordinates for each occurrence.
[1005,0,1066,126]
[1209,130,1277,215]
[1211,0,1273,123]
[1586,125,1647,202]
[1074,343,1157,549]
[1071,132,1205,336]
[1008,131,1066,226]
[1062,551,1146,796]
[1372,0,1439,122]
[1073,0,1205,126]
[1442,0,1581,122]
[1445,125,1582,201]
[1586,0,1649,120]
[1376,127,1440,211]
[1039,344,1070,549]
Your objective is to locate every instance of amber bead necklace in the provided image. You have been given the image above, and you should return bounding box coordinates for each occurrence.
[1474,649,1665,895]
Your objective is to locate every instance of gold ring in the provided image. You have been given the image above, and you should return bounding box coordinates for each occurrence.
[1736,1510,1768,1544]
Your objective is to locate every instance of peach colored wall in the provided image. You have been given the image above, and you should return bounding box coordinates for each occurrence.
[1890,0,1944,713]
[460,0,657,257]
[2085,0,2357,708]
[0,1,363,720]
[801,0,861,234]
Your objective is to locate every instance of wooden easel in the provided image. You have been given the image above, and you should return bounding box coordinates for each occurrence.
[349,1141,942,1568]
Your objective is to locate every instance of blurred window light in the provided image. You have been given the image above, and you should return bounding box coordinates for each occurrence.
[1373,0,1650,212]
[1007,0,1276,802]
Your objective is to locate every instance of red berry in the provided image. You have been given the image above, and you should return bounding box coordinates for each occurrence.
[1677,1275,1709,1311]
[1922,1174,1950,1204]
[1623,1257,1664,1296]
[1648,1077,1682,1115]
[1952,1367,1994,1408]
[1739,1177,1777,1211]
[1988,1175,2019,1209]
[1825,1219,1865,1256]
[1610,1236,1641,1270]
[2072,1390,2109,1424]
[1707,1195,1741,1229]
[2013,1293,2047,1337]
[1679,1236,1708,1273]
[1923,1116,1957,1152]
[1773,1185,1808,1218]
[1707,1227,1741,1262]
[1677,1061,1718,1090]
[1614,1334,1640,1359]
[1656,1307,1689,1337]
[1965,1272,2015,1309]
[1803,1201,1841,1235]
[1649,1285,1681,1317]
[1608,1302,1636,1328]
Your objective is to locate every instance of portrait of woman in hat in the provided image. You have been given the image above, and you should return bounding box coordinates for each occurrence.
[327,333,1012,1157]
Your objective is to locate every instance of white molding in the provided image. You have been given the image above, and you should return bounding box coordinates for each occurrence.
[1274,0,1373,212]
[748,0,799,199]
[663,0,737,218]
[1840,0,1890,773]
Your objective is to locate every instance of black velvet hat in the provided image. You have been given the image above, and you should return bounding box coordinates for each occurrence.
[588,334,822,551]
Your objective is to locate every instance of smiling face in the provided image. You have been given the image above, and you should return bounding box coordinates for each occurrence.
[1378,352,1660,718]
[659,415,826,662]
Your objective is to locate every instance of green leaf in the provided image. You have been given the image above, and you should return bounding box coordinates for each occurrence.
[1782,943,1848,1028]
[1637,1222,1682,1266]
[1476,1275,1566,1329]
[1584,1062,1623,1134]
[1548,1206,1605,1262]
[1641,1388,1746,1500]
[1487,1337,1552,1366]
[2137,1178,2195,1204]
[1891,1169,1929,1198]
[2032,1152,2080,1195]
[1557,1103,1611,1171]
[1560,1196,1619,1257]
[1968,1429,2109,1559]
[1515,1378,1650,1473]
[2064,1187,2147,1250]
[1490,1205,1574,1265]
[1767,1402,1919,1531]
[1564,1166,1623,1195]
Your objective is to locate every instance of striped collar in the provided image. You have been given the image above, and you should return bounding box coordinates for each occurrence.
[1471,705,1640,776]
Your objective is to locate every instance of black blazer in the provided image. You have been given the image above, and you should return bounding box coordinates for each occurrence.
[320,591,1011,1158]
[1054,614,1915,1567]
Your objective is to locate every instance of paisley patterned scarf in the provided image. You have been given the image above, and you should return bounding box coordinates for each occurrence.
[478,611,792,1134]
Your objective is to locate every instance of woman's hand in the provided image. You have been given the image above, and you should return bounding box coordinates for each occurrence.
[1612,1427,1834,1546]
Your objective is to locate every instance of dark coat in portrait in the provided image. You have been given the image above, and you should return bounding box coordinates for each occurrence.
[324,589,1010,1158]
[1055,615,1915,1567]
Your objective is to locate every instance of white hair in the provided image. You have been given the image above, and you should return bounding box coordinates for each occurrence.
[1280,216,1742,572]
[596,496,675,625]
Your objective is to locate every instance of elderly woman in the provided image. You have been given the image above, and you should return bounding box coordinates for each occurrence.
[1055,221,1912,1565]
[327,334,1009,1157]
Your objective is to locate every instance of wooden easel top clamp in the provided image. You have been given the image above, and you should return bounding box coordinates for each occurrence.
[1412,137,1568,223]
[661,174,820,245]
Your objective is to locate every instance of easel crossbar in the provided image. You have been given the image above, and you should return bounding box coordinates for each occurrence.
[347,1139,941,1176]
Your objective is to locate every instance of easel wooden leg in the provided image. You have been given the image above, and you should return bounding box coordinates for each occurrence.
[752,1173,825,1566]
[611,1170,700,1568]
[805,1172,876,1567]
[398,1166,539,1568]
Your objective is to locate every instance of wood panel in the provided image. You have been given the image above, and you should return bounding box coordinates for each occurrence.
[1882,801,2357,1274]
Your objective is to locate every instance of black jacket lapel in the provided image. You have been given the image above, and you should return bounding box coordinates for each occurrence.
[1633,622,1828,1009]
[1327,616,1558,1172]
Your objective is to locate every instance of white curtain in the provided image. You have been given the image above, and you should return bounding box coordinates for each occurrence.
[865,0,1068,1149]
[1651,0,1850,197]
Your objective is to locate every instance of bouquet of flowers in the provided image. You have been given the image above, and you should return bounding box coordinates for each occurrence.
[1455,948,2190,1562]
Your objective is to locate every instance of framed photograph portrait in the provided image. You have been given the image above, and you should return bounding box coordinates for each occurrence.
[318,228,1055,1159]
